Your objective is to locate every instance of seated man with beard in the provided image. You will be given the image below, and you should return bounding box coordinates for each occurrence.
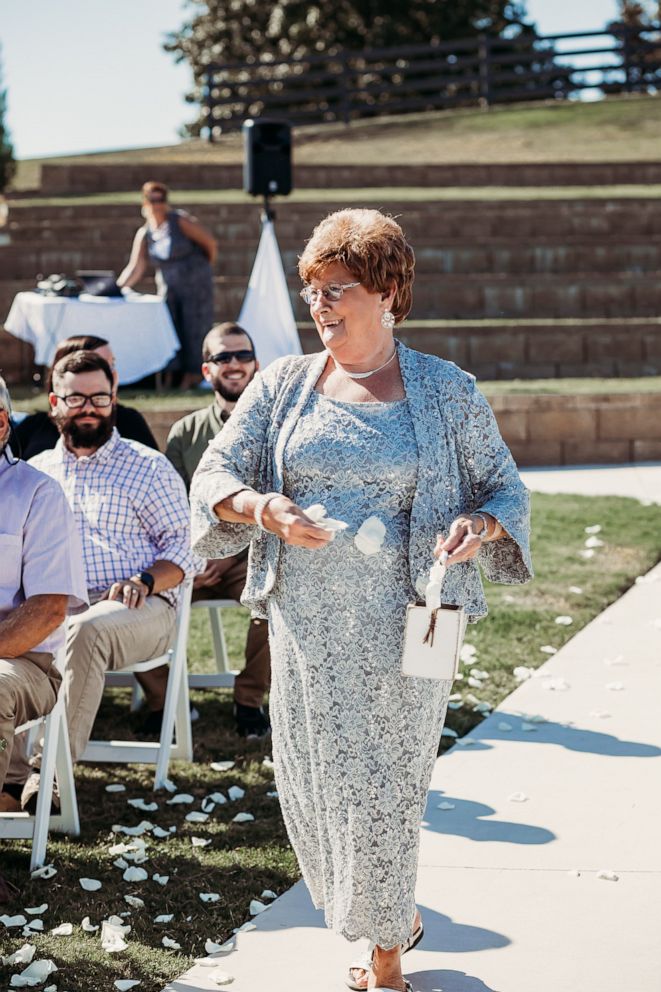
[18,350,195,806]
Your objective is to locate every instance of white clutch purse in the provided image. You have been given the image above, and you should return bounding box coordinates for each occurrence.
[401,553,467,681]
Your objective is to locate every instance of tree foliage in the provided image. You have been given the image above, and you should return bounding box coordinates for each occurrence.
[606,1,661,94]
[164,1,576,135]
[0,48,15,194]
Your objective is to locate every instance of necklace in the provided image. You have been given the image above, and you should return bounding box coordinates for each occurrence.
[333,347,397,380]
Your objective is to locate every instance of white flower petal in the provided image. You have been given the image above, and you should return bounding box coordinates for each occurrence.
[466,677,483,689]
[185,811,209,823]
[153,874,169,886]
[166,793,194,805]
[554,615,573,626]
[23,919,43,931]
[123,867,148,882]
[233,921,257,933]
[498,722,512,732]
[520,722,537,732]
[152,826,173,839]
[579,548,596,559]
[539,645,557,654]
[513,666,534,681]
[205,792,228,807]
[192,836,212,848]
[1,915,28,928]
[127,799,158,813]
[123,896,145,909]
[455,737,478,746]
[585,536,604,548]
[266,791,279,798]
[542,678,570,691]
[82,916,99,932]
[227,786,245,801]
[441,727,457,738]
[23,905,47,916]
[115,981,141,991]
[260,890,277,900]
[470,668,489,680]
[585,524,602,534]
[100,919,130,953]
[105,784,126,793]
[112,821,154,836]
[354,516,386,556]
[210,760,235,772]
[153,914,174,923]
[473,701,492,715]
[596,869,619,882]
[508,792,529,802]
[50,923,73,936]
[200,893,221,903]
[113,858,129,870]
[262,757,274,769]
[204,939,225,955]
[9,958,58,987]
[437,801,455,810]
[447,701,463,710]
[210,971,235,986]
[30,865,56,880]
[568,586,583,594]
[2,944,35,967]
[232,812,255,823]
[162,936,181,950]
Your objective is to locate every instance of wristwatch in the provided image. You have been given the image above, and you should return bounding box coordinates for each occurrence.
[137,570,155,596]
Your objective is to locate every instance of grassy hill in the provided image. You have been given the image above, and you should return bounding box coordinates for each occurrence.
[13,94,661,191]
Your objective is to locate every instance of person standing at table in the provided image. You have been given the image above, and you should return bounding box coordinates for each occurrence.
[13,335,158,460]
[166,322,271,739]
[117,181,217,390]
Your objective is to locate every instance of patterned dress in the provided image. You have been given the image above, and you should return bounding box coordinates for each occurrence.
[190,346,533,950]
[269,392,452,947]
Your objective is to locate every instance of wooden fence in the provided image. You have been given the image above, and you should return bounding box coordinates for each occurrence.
[201,25,661,137]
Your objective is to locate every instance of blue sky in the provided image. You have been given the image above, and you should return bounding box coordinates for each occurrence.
[2,0,620,159]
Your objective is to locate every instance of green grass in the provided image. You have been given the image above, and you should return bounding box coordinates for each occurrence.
[10,184,661,209]
[12,94,661,194]
[1,491,660,990]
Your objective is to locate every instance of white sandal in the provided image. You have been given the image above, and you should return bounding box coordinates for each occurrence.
[346,918,423,991]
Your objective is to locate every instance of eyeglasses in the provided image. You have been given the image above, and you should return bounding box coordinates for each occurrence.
[299,282,360,306]
[207,350,256,364]
[53,392,113,409]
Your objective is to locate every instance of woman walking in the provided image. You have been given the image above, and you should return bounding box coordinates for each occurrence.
[190,208,532,991]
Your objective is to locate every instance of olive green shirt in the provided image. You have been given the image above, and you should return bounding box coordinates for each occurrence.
[165,401,228,492]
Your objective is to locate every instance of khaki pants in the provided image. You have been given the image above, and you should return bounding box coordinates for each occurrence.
[61,596,176,763]
[0,653,61,790]
[192,553,271,709]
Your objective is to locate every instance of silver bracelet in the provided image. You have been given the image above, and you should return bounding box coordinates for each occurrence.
[254,492,280,532]
[471,511,490,542]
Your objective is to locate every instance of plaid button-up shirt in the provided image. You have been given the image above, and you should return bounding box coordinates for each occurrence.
[31,429,195,606]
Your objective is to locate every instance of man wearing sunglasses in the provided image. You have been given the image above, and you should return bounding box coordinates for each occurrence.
[166,322,271,739]
[21,350,195,807]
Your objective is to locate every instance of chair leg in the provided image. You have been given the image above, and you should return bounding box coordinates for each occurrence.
[130,679,144,713]
[154,649,193,790]
[209,607,230,674]
[54,714,79,837]
[29,705,59,871]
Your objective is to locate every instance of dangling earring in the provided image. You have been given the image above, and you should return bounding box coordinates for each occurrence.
[381,309,395,330]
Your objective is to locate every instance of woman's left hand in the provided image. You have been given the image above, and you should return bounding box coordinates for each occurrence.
[434,516,483,566]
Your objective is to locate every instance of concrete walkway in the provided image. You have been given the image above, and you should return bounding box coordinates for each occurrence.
[166,467,661,992]
[520,460,661,504]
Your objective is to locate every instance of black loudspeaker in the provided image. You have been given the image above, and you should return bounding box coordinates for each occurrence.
[243,118,292,197]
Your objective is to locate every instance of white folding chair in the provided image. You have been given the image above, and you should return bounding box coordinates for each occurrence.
[0,645,80,871]
[81,579,193,790]
[188,598,242,689]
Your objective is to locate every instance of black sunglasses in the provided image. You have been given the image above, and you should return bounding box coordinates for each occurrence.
[207,350,256,364]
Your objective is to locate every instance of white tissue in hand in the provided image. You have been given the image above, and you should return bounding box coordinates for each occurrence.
[354,516,386,555]
[305,503,348,534]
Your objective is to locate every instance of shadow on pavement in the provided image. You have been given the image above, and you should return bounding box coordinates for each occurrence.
[422,789,555,844]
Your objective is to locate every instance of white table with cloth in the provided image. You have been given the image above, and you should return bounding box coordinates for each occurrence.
[3,291,180,385]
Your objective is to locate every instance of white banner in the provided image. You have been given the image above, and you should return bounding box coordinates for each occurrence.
[238,217,303,369]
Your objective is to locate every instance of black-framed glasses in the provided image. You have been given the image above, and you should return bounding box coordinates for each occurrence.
[53,392,113,409]
[299,282,360,306]
[207,350,256,364]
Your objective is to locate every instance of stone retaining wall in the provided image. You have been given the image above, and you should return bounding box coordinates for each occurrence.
[141,391,661,467]
[37,161,661,194]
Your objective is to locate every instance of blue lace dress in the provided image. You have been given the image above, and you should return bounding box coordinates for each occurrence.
[267,391,452,948]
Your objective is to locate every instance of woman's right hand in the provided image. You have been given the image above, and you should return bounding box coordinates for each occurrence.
[262,496,333,549]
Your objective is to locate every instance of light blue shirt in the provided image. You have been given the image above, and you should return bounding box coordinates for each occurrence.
[0,448,88,654]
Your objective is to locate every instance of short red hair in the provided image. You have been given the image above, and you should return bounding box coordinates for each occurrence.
[298,208,415,323]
